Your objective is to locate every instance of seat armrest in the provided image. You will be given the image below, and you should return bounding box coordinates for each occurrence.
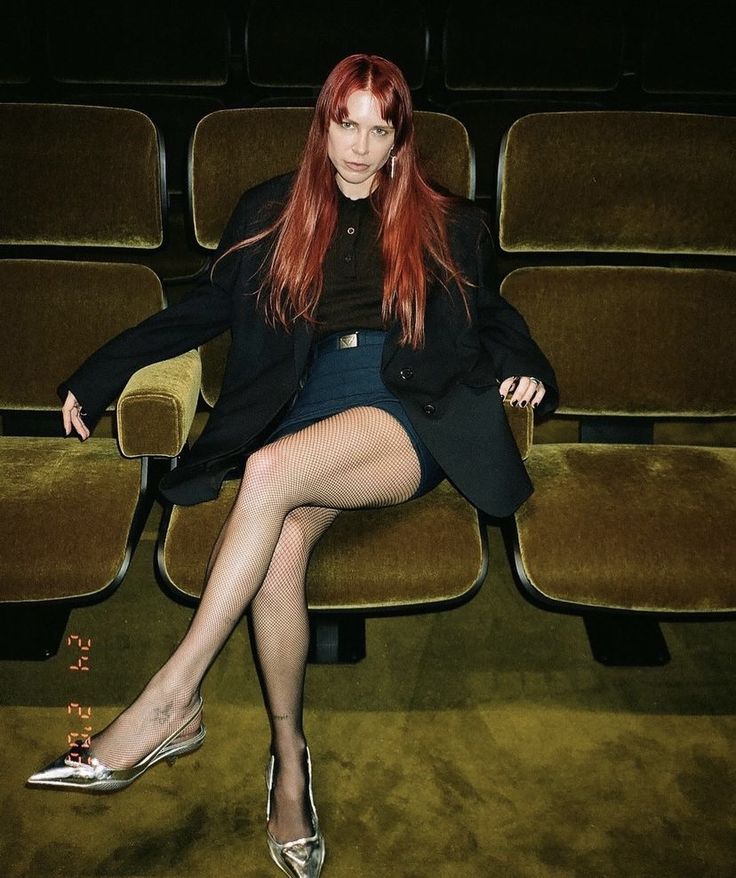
[116,350,202,458]
[503,399,533,460]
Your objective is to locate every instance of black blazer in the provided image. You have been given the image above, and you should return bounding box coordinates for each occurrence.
[59,173,558,518]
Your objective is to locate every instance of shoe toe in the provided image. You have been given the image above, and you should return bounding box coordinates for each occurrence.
[27,756,77,784]
[27,751,109,785]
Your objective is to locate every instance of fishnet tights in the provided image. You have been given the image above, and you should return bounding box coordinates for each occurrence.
[83,406,421,841]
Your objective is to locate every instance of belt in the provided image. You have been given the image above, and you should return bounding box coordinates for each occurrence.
[316,329,386,352]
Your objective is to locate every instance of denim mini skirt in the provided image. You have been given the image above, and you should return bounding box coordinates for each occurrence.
[266,329,444,498]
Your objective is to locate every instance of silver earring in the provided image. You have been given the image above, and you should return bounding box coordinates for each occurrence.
[389,152,395,179]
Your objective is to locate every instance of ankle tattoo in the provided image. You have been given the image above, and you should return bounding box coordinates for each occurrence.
[273,714,290,721]
[152,705,173,725]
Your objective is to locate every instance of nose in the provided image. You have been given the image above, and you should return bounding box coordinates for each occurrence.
[352,130,369,156]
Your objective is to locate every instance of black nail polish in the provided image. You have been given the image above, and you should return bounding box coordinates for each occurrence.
[511,400,517,407]
[520,400,528,408]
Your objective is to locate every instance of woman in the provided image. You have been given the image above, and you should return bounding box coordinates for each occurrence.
[27,55,556,878]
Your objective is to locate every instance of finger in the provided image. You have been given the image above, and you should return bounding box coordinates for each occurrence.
[509,376,533,406]
[62,392,79,436]
[531,384,546,409]
[513,377,545,408]
[70,409,90,440]
[499,376,518,399]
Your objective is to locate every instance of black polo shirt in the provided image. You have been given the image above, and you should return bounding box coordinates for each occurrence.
[317,188,385,335]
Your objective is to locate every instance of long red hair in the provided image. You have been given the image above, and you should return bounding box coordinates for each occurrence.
[216,54,466,347]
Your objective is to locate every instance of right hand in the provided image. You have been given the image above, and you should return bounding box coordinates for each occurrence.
[62,391,90,440]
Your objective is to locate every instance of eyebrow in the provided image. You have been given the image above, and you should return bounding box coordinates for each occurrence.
[340,117,394,129]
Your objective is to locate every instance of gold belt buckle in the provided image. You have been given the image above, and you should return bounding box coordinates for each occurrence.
[338,332,359,349]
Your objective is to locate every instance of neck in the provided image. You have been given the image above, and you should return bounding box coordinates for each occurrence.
[335,173,373,200]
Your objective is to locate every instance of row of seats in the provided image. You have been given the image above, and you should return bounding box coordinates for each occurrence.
[5,3,734,269]
[1,103,734,667]
[0,103,491,664]
[496,110,736,662]
[4,0,736,98]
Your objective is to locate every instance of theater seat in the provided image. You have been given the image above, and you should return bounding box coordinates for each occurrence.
[642,0,736,96]
[244,0,428,101]
[443,0,624,93]
[496,111,736,664]
[156,106,520,662]
[42,0,232,280]
[441,1,623,219]
[0,104,199,659]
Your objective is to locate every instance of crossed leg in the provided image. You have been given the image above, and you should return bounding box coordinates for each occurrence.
[249,505,340,842]
[82,406,421,835]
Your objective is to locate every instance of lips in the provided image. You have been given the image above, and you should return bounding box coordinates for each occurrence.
[345,161,369,171]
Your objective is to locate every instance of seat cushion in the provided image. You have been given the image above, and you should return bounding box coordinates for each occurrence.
[514,444,736,612]
[159,480,486,610]
[0,437,142,602]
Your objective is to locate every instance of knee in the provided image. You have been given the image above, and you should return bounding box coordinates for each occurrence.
[235,443,291,510]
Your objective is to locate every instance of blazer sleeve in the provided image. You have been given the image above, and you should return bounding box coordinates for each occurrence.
[57,191,255,431]
[474,218,559,415]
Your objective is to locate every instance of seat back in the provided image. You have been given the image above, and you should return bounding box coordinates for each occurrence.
[444,0,624,92]
[497,111,736,420]
[190,107,474,406]
[642,0,736,96]
[191,107,473,247]
[245,0,428,91]
[0,5,34,88]
[499,111,736,256]
[0,103,163,248]
[0,103,165,414]
[0,260,163,412]
[45,0,230,88]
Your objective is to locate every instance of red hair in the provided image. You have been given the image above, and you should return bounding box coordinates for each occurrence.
[216,54,467,347]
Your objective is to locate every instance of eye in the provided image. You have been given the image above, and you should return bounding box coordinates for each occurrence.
[373,127,388,137]
[340,120,354,130]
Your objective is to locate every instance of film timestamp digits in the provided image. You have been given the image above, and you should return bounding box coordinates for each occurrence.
[66,634,93,763]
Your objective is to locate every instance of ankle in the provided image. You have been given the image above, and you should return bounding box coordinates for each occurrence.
[147,670,200,711]
[271,736,307,767]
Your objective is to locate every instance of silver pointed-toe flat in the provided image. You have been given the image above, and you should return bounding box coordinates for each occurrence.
[26,695,205,792]
[265,746,325,877]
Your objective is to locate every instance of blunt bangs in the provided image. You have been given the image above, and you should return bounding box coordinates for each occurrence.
[319,57,411,146]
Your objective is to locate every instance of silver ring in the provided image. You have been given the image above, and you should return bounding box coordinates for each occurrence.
[528,377,541,386]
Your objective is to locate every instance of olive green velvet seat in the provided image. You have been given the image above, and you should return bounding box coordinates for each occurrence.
[441,1,623,218]
[41,2,231,279]
[497,111,736,664]
[0,104,200,659]
[157,107,493,662]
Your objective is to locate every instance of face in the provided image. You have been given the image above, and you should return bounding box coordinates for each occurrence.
[327,89,396,198]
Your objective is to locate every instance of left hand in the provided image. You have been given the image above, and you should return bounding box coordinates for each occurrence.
[499,375,546,409]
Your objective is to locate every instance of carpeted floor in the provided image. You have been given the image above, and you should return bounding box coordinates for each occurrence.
[2,512,735,877]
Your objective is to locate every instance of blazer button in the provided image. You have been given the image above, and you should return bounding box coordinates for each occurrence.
[400,367,414,380]
[423,403,436,416]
